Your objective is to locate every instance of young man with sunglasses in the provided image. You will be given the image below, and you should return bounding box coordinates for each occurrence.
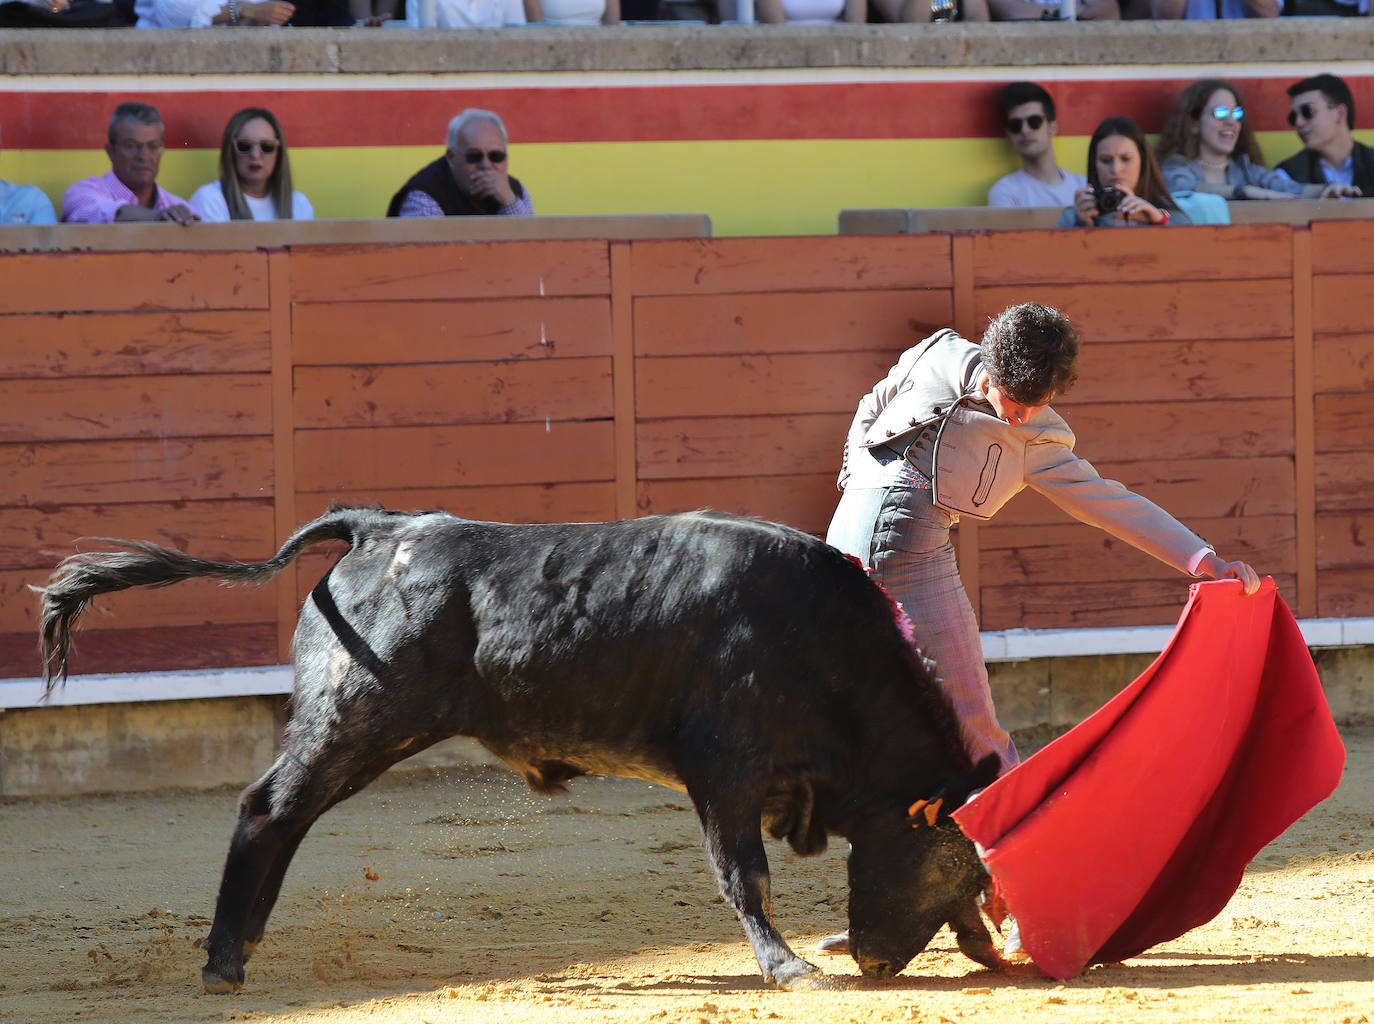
[62,102,199,225]
[386,108,534,219]
[986,82,1086,209]
[1276,74,1373,199]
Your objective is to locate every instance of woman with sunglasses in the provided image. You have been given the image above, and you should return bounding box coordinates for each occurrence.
[1058,116,1184,228]
[190,108,314,223]
[1155,80,1359,202]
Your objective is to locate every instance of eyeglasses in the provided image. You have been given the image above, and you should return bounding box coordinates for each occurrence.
[234,138,280,155]
[463,148,507,165]
[1288,102,1332,126]
[1005,114,1045,134]
[1209,105,1244,122]
[114,139,165,155]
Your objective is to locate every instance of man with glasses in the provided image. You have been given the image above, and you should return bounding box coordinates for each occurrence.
[61,102,199,224]
[1276,74,1373,199]
[987,82,1086,208]
[387,109,534,219]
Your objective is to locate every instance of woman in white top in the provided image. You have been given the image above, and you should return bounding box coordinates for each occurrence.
[191,108,315,223]
[758,0,864,21]
[524,0,619,23]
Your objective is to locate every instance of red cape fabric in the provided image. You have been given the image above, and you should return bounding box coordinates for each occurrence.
[952,578,1346,979]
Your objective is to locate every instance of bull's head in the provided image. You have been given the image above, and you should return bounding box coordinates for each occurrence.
[845,755,1002,979]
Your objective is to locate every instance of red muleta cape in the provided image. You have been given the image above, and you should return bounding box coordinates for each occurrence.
[952,578,1346,979]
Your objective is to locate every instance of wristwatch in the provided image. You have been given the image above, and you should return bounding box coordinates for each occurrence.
[226,0,242,24]
[930,0,956,19]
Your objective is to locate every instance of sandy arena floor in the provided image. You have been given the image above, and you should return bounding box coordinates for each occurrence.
[1,727,1370,1024]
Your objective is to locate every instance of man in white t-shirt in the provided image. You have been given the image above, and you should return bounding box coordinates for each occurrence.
[986,82,1086,208]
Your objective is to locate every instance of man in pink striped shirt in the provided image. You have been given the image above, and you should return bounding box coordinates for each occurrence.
[61,102,199,225]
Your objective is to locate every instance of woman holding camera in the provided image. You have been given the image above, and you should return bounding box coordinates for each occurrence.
[1155,79,1359,202]
[1057,116,1186,227]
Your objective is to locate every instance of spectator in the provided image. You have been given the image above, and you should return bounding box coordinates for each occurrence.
[525,0,620,21]
[1156,79,1358,200]
[364,0,526,23]
[1058,115,1186,227]
[1276,74,1373,197]
[756,0,865,21]
[134,0,296,25]
[190,108,315,223]
[1151,0,1279,16]
[1281,0,1366,12]
[988,0,1119,19]
[61,102,198,225]
[0,124,58,225]
[869,0,987,18]
[387,109,534,218]
[987,81,1085,208]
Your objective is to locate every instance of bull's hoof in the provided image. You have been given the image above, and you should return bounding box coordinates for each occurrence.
[771,958,828,991]
[201,966,243,994]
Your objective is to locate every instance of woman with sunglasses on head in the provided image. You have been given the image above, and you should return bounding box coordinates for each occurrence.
[1058,116,1185,228]
[190,109,314,223]
[1155,80,1359,202]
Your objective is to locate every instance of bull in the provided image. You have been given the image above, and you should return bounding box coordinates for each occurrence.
[38,506,1002,992]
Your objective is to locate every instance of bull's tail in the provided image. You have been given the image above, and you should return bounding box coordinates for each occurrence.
[35,505,383,694]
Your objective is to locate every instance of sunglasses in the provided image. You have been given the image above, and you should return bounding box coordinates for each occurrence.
[1209,104,1244,122]
[234,138,279,155]
[1288,102,1331,126]
[463,148,507,165]
[1005,114,1045,134]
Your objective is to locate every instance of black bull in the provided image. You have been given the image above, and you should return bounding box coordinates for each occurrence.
[38,506,1002,991]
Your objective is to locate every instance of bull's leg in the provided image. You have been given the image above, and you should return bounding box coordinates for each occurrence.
[677,748,826,990]
[200,744,401,993]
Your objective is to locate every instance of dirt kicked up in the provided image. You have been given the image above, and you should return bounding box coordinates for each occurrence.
[1,727,1370,1024]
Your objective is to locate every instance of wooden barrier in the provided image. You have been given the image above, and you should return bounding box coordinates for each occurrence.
[1,223,1370,681]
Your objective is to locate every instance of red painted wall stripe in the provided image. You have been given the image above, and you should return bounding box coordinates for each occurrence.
[5,76,1370,149]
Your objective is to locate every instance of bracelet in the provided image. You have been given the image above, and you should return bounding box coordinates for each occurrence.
[226,0,242,24]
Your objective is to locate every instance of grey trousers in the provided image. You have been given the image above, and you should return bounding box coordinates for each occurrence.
[826,466,1019,773]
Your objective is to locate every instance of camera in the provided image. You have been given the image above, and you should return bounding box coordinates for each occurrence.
[1094,185,1124,214]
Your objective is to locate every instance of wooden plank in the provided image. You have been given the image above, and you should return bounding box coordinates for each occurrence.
[972,225,1293,287]
[636,474,839,537]
[989,456,1297,528]
[637,412,849,480]
[632,290,952,358]
[0,311,271,379]
[2,437,274,505]
[294,358,614,430]
[1316,512,1374,570]
[1313,273,1374,334]
[1057,339,1293,405]
[0,623,278,680]
[1292,227,1316,618]
[288,240,612,302]
[637,352,897,419]
[0,250,269,314]
[292,297,613,365]
[0,375,271,444]
[268,247,296,666]
[980,574,1298,632]
[629,236,953,296]
[0,499,276,572]
[1317,568,1374,619]
[1313,332,1374,395]
[1315,392,1374,453]
[610,241,636,522]
[978,515,1297,587]
[294,420,615,492]
[1310,220,1374,274]
[0,567,274,634]
[1062,399,1293,463]
[975,280,1293,343]
[1315,450,1374,513]
[295,482,617,527]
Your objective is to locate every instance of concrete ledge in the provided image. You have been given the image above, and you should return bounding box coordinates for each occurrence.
[2,21,1373,76]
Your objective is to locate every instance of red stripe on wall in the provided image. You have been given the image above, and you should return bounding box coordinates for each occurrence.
[4,76,1365,149]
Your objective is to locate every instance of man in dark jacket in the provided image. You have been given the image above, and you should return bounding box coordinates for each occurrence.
[387,108,534,218]
[1276,74,1373,198]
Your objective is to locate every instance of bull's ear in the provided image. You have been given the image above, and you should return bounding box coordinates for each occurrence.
[942,754,1002,811]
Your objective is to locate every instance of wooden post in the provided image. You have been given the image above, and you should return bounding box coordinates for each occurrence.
[268,248,297,664]
[1291,227,1317,619]
[611,241,638,521]
[950,232,981,621]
